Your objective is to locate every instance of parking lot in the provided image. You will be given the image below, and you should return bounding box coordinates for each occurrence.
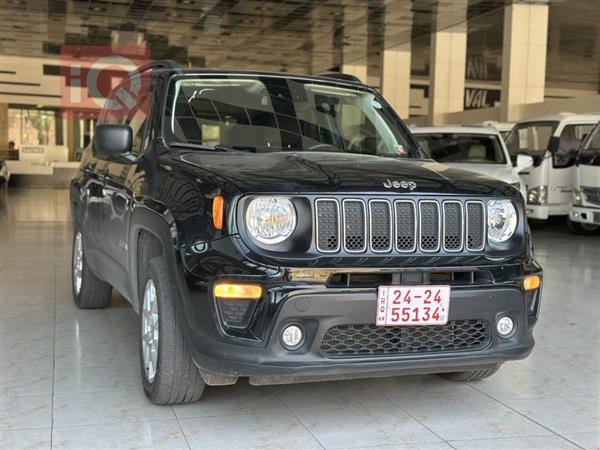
[1,188,598,450]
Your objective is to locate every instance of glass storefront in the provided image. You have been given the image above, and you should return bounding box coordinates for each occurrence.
[8,107,62,149]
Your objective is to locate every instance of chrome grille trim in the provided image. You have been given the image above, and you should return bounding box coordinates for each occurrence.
[394,200,417,253]
[442,200,464,253]
[342,199,367,253]
[313,196,488,255]
[315,198,341,253]
[466,200,486,251]
[418,200,441,252]
[368,199,393,253]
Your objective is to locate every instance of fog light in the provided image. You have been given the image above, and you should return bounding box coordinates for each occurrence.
[497,316,514,337]
[281,324,304,350]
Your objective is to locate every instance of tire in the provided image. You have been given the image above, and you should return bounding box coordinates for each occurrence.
[138,256,205,405]
[567,217,599,235]
[72,230,112,309]
[440,364,502,382]
[528,219,547,229]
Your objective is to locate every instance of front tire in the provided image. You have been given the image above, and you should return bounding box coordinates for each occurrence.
[567,217,599,235]
[139,257,205,405]
[440,364,501,382]
[72,230,112,309]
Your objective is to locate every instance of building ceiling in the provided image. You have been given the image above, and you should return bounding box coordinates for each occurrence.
[0,0,598,89]
[1,0,509,74]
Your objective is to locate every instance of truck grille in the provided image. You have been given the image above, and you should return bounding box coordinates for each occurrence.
[315,198,485,254]
[582,186,600,206]
[321,320,490,357]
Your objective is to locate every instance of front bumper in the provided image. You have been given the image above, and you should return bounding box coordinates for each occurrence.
[569,205,600,225]
[184,276,542,385]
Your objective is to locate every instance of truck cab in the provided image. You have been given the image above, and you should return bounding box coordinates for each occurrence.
[505,112,600,221]
[568,121,600,234]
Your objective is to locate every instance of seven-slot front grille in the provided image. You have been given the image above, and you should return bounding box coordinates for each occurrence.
[321,320,490,357]
[315,198,486,254]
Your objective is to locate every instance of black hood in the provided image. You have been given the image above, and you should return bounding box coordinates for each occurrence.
[180,151,516,197]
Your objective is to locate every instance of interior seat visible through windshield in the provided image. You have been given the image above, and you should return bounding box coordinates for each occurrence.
[163,75,420,159]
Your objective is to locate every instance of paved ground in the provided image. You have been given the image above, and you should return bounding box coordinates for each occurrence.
[1,188,599,450]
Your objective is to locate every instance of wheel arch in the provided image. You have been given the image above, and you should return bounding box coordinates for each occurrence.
[128,204,181,312]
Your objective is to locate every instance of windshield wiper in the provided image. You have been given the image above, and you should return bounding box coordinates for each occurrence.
[169,142,237,152]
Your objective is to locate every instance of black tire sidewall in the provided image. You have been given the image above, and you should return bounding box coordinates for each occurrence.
[567,217,599,235]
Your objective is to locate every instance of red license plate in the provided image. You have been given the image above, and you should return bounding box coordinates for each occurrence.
[376,285,450,326]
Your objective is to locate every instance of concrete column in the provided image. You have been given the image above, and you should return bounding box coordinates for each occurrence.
[381,45,412,118]
[428,0,468,125]
[381,2,413,118]
[341,3,368,83]
[0,103,8,156]
[310,4,336,75]
[500,1,549,122]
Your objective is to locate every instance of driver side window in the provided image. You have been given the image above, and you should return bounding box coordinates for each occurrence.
[555,124,595,167]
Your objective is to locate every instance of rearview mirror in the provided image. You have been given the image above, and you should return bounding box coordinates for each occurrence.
[93,124,134,162]
[515,154,534,172]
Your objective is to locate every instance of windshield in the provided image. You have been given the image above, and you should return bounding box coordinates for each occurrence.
[577,122,600,166]
[505,121,558,157]
[163,75,419,158]
[413,133,507,164]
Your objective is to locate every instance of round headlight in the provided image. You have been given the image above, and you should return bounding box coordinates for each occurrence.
[245,197,297,245]
[487,200,517,243]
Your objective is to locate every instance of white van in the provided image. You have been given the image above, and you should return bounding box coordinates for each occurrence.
[568,121,600,234]
[504,113,600,221]
[411,126,528,199]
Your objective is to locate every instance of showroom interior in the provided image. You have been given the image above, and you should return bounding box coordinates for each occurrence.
[1,0,599,449]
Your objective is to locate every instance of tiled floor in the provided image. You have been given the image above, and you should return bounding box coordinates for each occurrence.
[1,188,599,450]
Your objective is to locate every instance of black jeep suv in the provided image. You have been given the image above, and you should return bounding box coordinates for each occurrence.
[70,61,542,404]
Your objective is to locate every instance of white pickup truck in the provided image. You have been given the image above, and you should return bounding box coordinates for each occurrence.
[411,126,528,200]
[568,121,600,234]
[504,112,600,221]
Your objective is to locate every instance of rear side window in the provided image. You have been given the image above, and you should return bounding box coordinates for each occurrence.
[415,133,506,164]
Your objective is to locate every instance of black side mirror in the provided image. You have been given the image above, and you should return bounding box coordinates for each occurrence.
[547,136,560,154]
[93,124,134,162]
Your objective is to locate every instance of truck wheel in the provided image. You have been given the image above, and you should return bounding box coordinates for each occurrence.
[567,217,599,235]
[72,230,112,309]
[440,364,501,382]
[138,257,205,404]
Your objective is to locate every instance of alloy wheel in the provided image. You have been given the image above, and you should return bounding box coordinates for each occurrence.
[73,232,83,295]
[142,279,159,383]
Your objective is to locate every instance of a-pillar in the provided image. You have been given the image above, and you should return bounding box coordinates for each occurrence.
[428,0,468,125]
[500,0,549,122]
[381,2,413,119]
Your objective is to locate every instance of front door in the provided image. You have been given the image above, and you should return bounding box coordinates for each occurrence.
[549,122,596,209]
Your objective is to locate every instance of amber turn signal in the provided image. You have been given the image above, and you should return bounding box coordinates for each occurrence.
[214,283,263,300]
[212,195,224,230]
[523,275,540,291]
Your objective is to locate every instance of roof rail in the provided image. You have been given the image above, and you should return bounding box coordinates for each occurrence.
[135,60,181,74]
[319,72,362,83]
